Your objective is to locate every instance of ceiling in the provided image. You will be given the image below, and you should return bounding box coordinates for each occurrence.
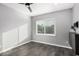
[2,3,74,16]
[30,3,74,16]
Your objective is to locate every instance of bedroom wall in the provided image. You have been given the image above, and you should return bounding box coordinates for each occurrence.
[73,3,79,23]
[0,33,2,51]
[0,4,31,51]
[31,9,73,48]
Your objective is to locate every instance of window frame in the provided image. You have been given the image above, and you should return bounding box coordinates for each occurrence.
[36,19,56,36]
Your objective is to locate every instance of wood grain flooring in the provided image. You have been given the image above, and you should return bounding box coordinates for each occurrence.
[0,42,75,56]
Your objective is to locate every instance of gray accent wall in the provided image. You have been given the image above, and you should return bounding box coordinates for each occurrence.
[31,9,73,47]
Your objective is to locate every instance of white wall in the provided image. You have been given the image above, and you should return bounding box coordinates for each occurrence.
[0,4,30,32]
[0,33,2,51]
[73,3,79,23]
[18,21,31,45]
[2,28,18,50]
[0,4,31,51]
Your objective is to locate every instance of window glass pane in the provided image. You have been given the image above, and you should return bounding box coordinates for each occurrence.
[37,24,44,33]
[45,25,54,34]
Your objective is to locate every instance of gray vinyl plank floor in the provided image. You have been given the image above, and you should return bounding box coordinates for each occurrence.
[0,42,75,56]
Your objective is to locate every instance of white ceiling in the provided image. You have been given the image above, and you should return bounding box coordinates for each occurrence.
[2,3,31,17]
[30,3,74,16]
[2,3,74,16]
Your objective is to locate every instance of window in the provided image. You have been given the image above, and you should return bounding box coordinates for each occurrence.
[36,18,56,36]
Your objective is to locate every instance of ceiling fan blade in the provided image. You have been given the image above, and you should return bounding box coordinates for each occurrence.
[19,3,32,12]
[27,6,32,12]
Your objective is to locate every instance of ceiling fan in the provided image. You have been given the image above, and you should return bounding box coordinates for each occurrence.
[19,3,33,12]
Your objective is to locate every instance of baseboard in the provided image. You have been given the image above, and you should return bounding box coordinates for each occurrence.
[0,40,31,53]
[0,40,72,54]
[32,40,72,49]
[17,40,31,47]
